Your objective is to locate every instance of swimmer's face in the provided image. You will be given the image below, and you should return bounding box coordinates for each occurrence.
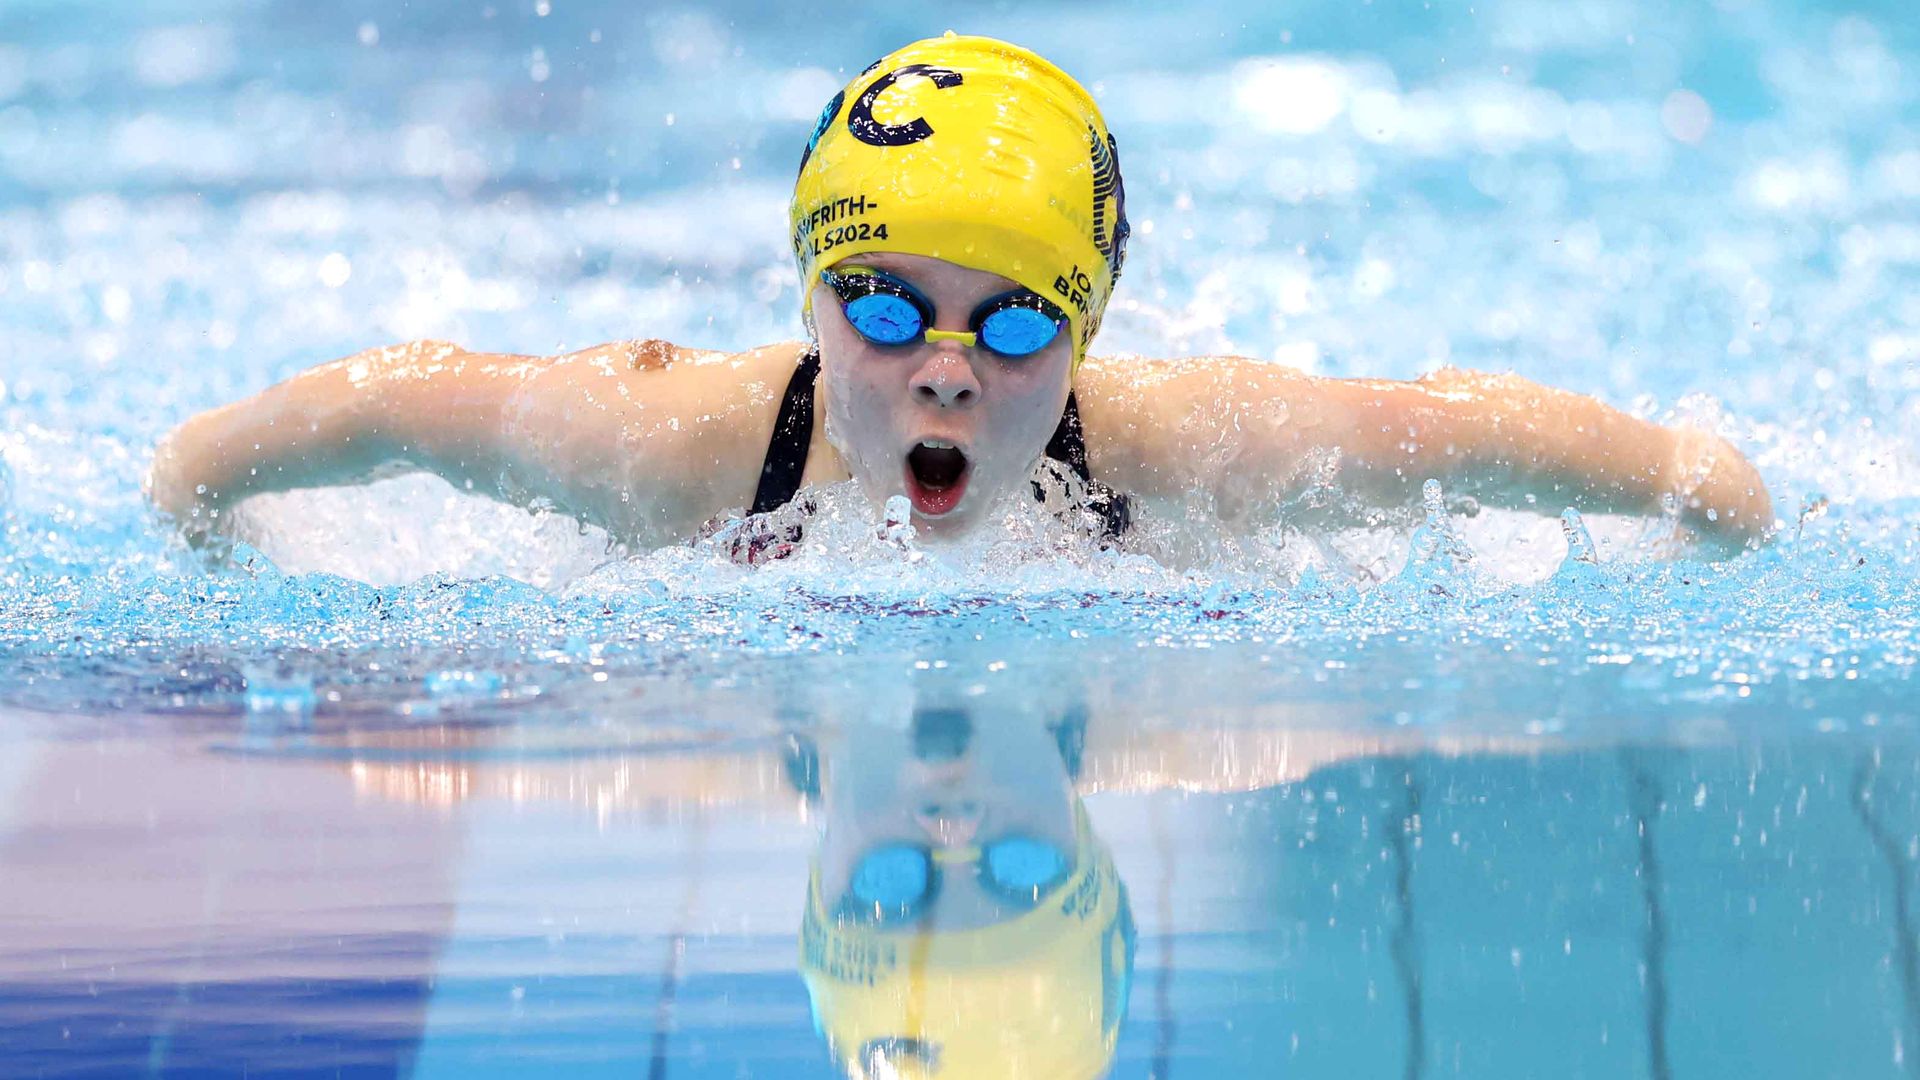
[812,252,1073,535]
[818,707,1078,933]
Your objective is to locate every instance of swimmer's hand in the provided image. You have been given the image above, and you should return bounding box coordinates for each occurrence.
[1656,424,1773,555]
[1393,368,1772,554]
[145,343,445,549]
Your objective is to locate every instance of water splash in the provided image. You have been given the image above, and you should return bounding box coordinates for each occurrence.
[1795,494,1831,544]
[1402,479,1476,588]
[1559,508,1599,567]
[877,494,920,554]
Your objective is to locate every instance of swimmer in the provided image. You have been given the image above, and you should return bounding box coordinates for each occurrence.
[147,35,1772,564]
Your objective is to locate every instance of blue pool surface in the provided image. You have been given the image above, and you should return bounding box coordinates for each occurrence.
[0,0,1917,1076]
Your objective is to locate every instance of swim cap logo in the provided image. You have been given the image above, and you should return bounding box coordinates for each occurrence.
[796,89,845,176]
[1090,130,1129,280]
[847,64,963,147]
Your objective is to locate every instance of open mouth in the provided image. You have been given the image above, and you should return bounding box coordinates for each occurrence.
[904,441,970,517]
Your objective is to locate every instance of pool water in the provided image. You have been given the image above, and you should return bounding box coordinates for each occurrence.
[1,0,1917,1076]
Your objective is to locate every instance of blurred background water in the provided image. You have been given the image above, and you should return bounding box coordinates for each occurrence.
[0,0,1917,1076]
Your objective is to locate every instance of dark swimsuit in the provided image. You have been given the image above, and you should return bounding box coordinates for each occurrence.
[744,348,1130,550]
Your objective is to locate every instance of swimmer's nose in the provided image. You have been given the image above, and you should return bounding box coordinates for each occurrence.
[914,798,983,849]
[909,349,979,409]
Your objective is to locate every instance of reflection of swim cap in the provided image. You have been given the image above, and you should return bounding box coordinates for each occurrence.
[799,802,1134,1079]
[791,34,1130,369]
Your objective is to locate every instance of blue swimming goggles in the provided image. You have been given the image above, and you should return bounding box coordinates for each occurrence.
[841,834,1073,922]
[821,267,1069,358]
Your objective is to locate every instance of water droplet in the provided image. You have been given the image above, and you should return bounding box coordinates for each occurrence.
[1560,508,1598,566]
[878,495,918,551]
[1404,479,1475,584]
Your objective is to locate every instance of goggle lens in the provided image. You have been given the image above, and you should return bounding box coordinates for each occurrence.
[983,836,1069,899]
[977,306,1062,357]
[849,844,931,910]
[843,292,924,346]
[844,835,1070,918]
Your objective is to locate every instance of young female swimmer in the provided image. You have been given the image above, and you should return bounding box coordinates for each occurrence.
[147,35,1772,562]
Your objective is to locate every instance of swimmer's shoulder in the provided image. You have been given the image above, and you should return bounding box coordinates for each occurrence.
[1074,350,1318,408]
[524,337,809,409]
[545,337,805,378]
[502,338,814,526]
[1074,351,1325,486]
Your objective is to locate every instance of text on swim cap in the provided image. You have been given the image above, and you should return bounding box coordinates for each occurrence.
[790,196,886,262]
[1053,265,1094,316]
[848,64,963,147]
[800,195,879,233]
[802,903,899,987]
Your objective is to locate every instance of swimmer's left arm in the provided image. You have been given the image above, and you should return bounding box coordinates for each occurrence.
[1078,357,1772,552]
[1312,367,1773,549]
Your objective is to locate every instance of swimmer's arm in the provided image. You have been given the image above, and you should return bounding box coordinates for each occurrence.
[1312,367,1773,549]
[147,339,773,546]
[1079,358,1771,551]
[147,340,496,540]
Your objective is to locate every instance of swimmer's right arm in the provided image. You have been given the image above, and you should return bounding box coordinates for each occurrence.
[147,339,788,547]
[147,341,482,542]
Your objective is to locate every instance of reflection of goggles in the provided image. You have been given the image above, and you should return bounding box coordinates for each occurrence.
[821,267,1069,358]
[842,834,1072,923]
[802,802,1131,1080]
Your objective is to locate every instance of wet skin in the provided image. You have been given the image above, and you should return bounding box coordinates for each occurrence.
[808,252,1074,535]
[147,252,1775,555]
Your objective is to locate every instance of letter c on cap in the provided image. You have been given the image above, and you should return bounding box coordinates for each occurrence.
[847,64,963,148]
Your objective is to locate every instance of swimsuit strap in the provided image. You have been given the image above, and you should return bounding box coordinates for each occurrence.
[749,349,1129,540]
[1044,391,1093,483]
[750,347,822,515]
[1042,392,1132,541]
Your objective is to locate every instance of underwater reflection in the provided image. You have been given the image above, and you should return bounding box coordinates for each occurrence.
[182,665,1920,1080]
[315,666,1497,1079]
[793,700,1133,1080]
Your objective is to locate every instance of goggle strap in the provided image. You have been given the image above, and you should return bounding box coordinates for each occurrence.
[929,844,983,865]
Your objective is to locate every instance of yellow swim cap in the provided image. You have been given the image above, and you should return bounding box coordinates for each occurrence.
[791,34,1130,368]
[799,803,1134,1079]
